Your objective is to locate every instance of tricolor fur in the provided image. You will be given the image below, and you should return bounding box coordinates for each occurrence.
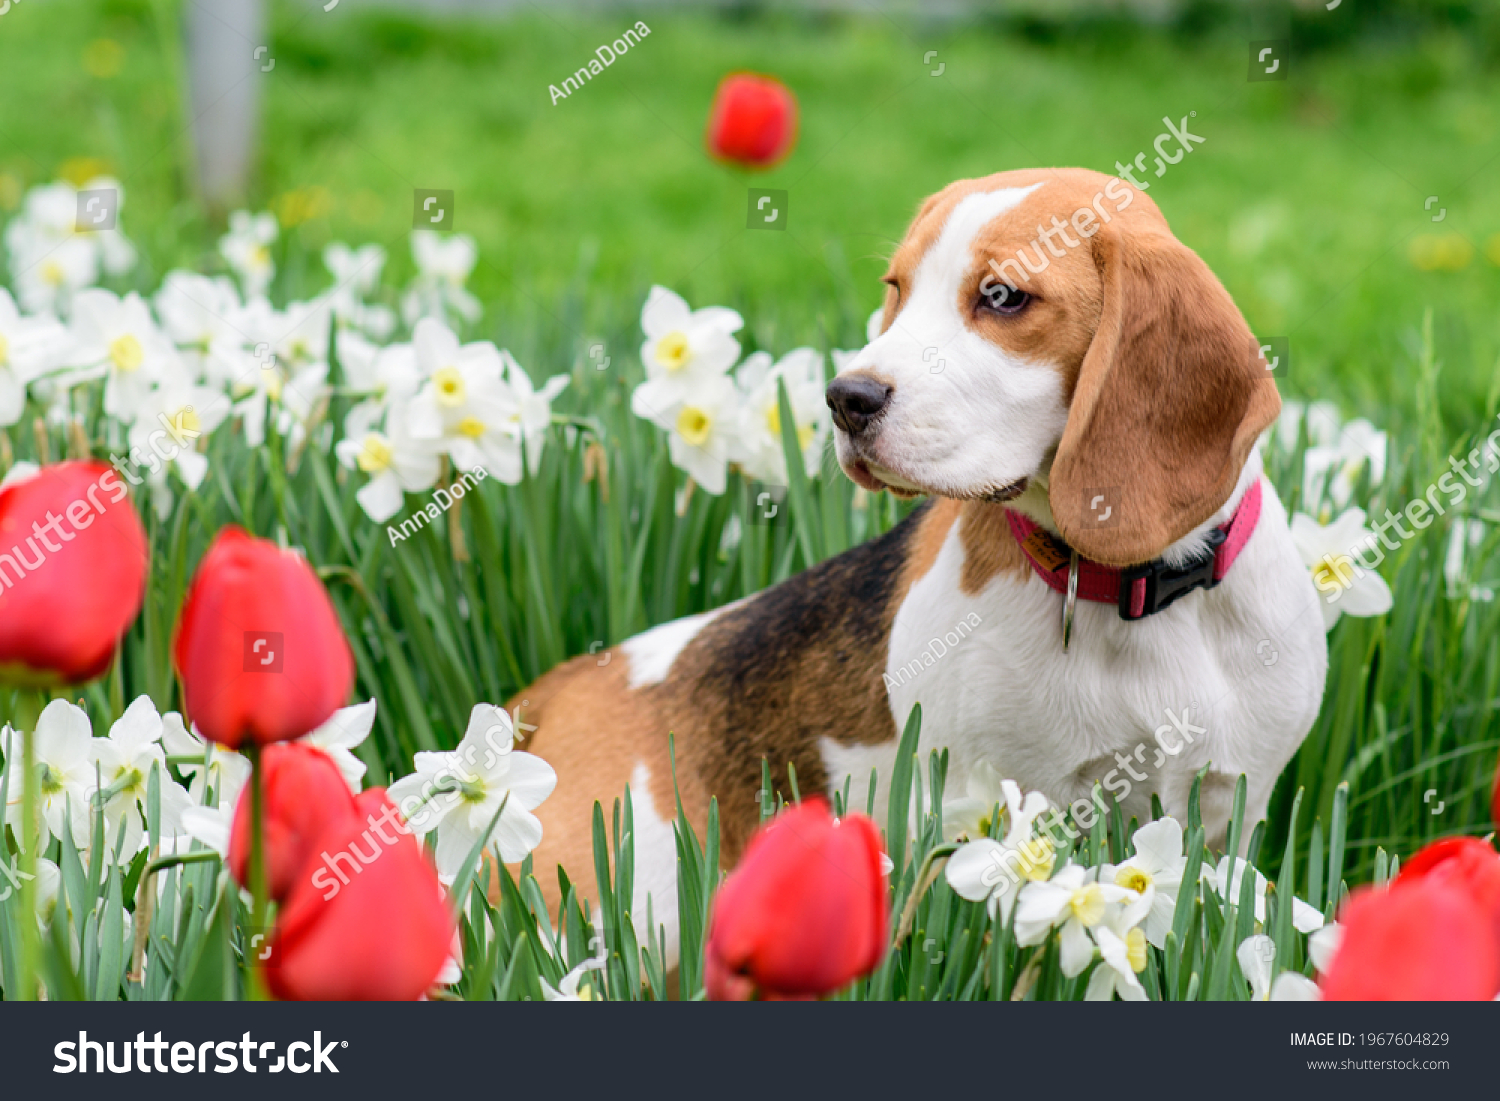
[514,168,1329,965]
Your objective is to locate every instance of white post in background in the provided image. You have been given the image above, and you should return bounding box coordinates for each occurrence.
[184,0,265,210]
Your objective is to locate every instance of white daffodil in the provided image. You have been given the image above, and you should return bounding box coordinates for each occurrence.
[1290,508,1395,631]
[3,702,94,851]
[945,779,1056,919]
[1304,417,1387,513]
[7,233,98,319]
[269,298,334,370]
[1308,920,1342,974]
[153,270,244,374]
[402,230,481,327]
[87,696,194,859]
[67,289,181,421]
[1013,864,1139,978]
[1237,933,1321,1001]
[126,377,230,495]
[1085,920,1149,1002]
[34,857,61,927]
[323,243,394,339]
[541,956,605,1002]
[300,700,376,794]
[387,703,558,881]
[324,241,387,300]
[1275,399,1343,456]
[636,285,742,400]
[502,350,569,476]
[407,318,524,481]
[178,805,233,859]
[158,713,249,809]
[337,331,422,410]
[1102,817,1188,949]
[219,211,279,298]
[1210,856,1325,933]
[732,347,830,485]
[865,306,885,344]
[633,373,741,495]
[0,288,72,427]
[942,759,1012,841]
[335,402,443,522]
[3,178,135,317]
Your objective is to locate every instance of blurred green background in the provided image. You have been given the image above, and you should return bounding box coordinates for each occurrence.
[1,0,1498,416]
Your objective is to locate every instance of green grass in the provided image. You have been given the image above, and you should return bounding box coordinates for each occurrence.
[3,2,1500,406]
[0,2,1498,1000]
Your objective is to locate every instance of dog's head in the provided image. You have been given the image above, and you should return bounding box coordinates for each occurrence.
[829,167,1280,566]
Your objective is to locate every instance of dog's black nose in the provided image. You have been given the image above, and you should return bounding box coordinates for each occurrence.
[826,376,893,435]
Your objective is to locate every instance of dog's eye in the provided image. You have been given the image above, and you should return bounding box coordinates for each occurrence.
[978,282,1031,316]
[881,276,901,301]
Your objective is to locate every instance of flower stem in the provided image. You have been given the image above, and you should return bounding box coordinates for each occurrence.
[246,742,270,1000]
[14,690,44,1001]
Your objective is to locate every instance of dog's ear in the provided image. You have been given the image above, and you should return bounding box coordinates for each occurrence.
[1048,222,1280,566]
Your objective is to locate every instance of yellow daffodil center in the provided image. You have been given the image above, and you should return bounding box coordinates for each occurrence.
[1126,927,1148,973]
[251,244,271,269]
[1069,883,1106,926]
[1016,836,1056,882]
[109,333,144,371]
[38,764,64,796]
[764,405,816,450]
[41,260,65,286]
[457,415,486,439]
[262,367,283,402]
[356,432,393,473]
[434,366,466,407]
[1311,553,1354,593]
[676,405,712,447]
[172,406,201,437]
[656,331,691,372]
[0,333,9,366]
[1115,867,1152,894]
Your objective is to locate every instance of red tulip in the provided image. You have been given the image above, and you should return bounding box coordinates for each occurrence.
[173,526,354,748]
[228,743,358,901]
[266,788,453,1001]
[705,800,887,1000]
[706,73,798,169]
[1320,877,1500,1000]
[0,461,147,685]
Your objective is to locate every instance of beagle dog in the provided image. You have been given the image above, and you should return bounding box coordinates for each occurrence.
[515,168,1328,963]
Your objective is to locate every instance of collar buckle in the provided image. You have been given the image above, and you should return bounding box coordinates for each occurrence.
[1118,528,1227,621]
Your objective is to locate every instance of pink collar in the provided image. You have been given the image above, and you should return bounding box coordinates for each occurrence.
[1004,480,1262,621]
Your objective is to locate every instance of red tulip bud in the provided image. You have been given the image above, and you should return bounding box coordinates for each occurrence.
[173,527,354,748]
[0,461,147,685]
[1321,875,1500,1000]
[706,73,798,169]
[228,742,358,901]
[266,789,454,1001]
[705,800,887,1000]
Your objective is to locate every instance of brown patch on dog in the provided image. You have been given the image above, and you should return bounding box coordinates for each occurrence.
[958,501,1030,594]
[513,651,708,921]
[901,497,960,590]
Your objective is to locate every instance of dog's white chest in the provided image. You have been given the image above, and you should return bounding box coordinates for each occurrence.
[821,484,1327,837]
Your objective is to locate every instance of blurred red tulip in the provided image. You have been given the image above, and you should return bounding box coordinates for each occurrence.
[173,527,354,748]
[228,743,358,901]
[706,73,797,169]
[267,789,453,1001]
[0,462,147,686]
[1321,877,1500,1000]
[705,800,887,1000]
